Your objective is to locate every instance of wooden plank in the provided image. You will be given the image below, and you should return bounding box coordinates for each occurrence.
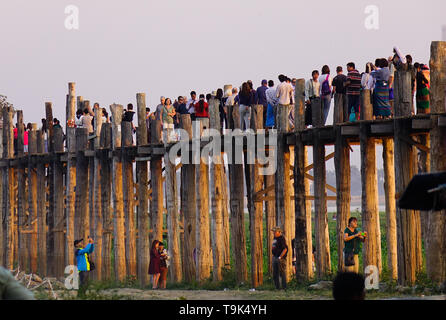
[370,123,394,134]
[412,118,433,130]
[438,116,446,127]
[341,125,360,136]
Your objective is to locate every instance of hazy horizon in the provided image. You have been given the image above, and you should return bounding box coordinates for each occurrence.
[1,0,445,169]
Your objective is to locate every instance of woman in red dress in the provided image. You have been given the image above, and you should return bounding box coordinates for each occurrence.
[148,240,161,289]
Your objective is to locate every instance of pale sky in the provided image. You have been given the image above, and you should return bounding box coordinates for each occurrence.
[0,0,445,169]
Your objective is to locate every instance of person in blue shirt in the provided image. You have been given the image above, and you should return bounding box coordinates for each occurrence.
[74,237,94,296]
[257,79,269,127]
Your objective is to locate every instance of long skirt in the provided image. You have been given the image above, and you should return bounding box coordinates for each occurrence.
[416,86,430,112]
[373,81,391,117]
[265,103,275,127]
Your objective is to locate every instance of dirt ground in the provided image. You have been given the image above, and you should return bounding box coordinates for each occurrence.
[44,288,446,300]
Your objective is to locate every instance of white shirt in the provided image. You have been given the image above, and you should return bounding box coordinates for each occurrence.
[265,87,278,105]
[225,94,236,106]
[361,73,376,90]
[305,79,320,101]
[276,82,293,105]
[186,98,198,114]
[318,74,333,96]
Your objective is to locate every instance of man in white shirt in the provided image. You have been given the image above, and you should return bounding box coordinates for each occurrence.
[305,70,320,103]
[186,91,198,120]
[275,75,294,131]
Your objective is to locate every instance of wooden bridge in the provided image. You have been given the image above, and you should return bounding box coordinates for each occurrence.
[0,41,445,288]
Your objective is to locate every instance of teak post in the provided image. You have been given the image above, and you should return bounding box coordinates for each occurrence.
[110,104,126,281]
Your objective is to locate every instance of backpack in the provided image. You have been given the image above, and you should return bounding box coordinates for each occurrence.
[321,74,331,96]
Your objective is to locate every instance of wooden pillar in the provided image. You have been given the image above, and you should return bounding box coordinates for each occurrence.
[360,123,381,274]
[53,126,65,278]
[427,41,446,284]
[209,98,225,282]
[275,105,293,280]
[110,104,126,282]
[45,102,55,276]
[65,83,77,267]
[333,93,347,124]
[2,106,15,270]
[0,106,3,267]
[179,114,196,282]
[122,121,137,277]
[195,118,211,283]
[227,104,248,284]
[16,111,27,272]
[394,69,419,285]
[334,125,350,272]
[165,147,182,283]
[136,93,150,286]
[294,79,313,281]
[149,118,163,245]
[360,89,373,121]
[221,166,231,269]
[248,103,264,287]
[36,130,47,275]
[91,107,103,281]
[74,128,89,243]
[265,173,275,275]
[382,138,397,280]
[312,97,331,278]
[28,125,38,272]
[100,123,112,280]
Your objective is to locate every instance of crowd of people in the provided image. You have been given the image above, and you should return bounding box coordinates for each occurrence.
[148,46,430,140]
[6,46,430,153]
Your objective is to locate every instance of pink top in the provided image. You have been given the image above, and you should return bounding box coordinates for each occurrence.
[24,130,29,145]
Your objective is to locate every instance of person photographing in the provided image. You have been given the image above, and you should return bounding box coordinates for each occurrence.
[343,217,367,273]
[74,236,95,296]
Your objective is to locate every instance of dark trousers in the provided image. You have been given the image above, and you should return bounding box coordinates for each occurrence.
[348,94,360,115]
[272,257,287,289]
[78,271,90,296]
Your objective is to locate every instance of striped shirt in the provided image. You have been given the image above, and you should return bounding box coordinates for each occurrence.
[346,69,361,96]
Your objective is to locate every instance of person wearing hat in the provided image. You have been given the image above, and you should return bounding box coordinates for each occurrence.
[271,226,288,290]
[74,237,94,295]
